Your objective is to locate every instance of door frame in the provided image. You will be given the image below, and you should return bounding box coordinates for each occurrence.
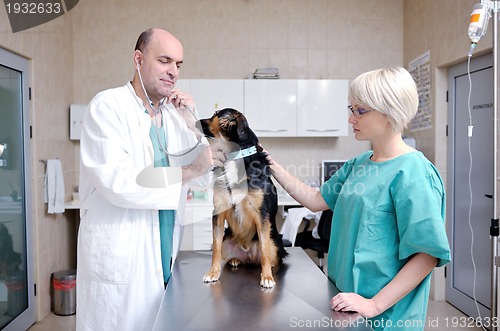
[0,47,36,331]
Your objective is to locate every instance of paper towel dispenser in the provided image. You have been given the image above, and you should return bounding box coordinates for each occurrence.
[70,104,86,140]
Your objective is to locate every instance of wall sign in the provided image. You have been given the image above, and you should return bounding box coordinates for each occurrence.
[408,51,432,132]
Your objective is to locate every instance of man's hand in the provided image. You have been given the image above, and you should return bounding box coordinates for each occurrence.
[182,143,226,183]
[168,89,202,138]
[167,88,194,110]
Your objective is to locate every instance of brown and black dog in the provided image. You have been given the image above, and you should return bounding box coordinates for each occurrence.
[200,108,287,288]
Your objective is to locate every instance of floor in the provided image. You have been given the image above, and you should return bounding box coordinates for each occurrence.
[425,300,485,331]
[27,313,74,331]
[25,299,484,331]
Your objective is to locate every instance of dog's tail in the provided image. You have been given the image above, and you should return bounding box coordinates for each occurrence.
[272,228,289,263]
[277,242,289,263]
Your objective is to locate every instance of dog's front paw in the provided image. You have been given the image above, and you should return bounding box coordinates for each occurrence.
[260,275,276,288]
[203,270,221,283]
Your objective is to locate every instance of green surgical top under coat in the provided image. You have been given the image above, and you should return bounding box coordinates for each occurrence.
[150,121,175,284]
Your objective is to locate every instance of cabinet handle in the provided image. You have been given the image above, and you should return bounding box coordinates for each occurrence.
[255,129,288,132]
[306,129,340,132]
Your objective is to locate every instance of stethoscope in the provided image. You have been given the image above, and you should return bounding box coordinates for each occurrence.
[132,67,204,158]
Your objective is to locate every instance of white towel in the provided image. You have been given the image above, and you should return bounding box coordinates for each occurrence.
[44,159,65,214]
[311,211,323,239]
[280,207,321,246]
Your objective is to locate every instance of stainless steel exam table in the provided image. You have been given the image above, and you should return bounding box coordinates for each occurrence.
[153,247,372,330]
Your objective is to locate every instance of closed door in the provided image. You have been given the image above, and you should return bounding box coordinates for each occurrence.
[447,53,493,320]
[0,48,35,331]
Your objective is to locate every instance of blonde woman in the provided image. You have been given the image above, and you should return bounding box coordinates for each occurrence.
[267,67,450,330]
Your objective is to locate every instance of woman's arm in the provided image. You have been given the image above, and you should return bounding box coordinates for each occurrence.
[330,252,438,317]
[265,150,329,212]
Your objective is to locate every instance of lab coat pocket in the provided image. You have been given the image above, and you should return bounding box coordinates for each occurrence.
[84,223,136,284]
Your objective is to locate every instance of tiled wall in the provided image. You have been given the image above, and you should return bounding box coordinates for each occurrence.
[0,0,482,322]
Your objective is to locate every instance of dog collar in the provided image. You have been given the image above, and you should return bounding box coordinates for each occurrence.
[228,146,258,160]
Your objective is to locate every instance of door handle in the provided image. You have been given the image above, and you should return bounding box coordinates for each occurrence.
[486,194,493,199]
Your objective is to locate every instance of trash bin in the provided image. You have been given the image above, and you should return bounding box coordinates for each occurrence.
[5,271,27,317]
[53,269,76,316]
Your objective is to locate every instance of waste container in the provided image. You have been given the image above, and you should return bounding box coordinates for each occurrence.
[53,269,76,316]
[5,271,27,317]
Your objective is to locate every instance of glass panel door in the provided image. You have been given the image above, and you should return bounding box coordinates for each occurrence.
[0,48,35,330]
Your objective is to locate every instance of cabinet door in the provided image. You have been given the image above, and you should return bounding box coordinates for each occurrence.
[190,79,244,119]
[175,79,191,94]
[192,207,213,250]
[297,80,349,137]
[181,204,214,250]
[244,80,297,137]
[189,206,213,250]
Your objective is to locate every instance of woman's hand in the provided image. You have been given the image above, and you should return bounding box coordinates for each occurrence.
[330,292,381,318]
[259,144,274,165]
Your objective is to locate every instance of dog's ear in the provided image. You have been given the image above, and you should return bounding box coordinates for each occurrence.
[237,120,248,139]
[234,114,249,139]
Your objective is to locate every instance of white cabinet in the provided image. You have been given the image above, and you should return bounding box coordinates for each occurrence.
[70,104,86,140]
[177,79,348,137]
[297,80,349,137]
[244,80,297,137]
[175,79,191,94]
[191,206,213,250]
[190,79,244,119]
[181,201,213,251]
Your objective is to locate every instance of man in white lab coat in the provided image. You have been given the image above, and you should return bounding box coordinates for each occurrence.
[77,28,223,331]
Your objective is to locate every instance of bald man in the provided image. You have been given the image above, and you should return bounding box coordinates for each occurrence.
[77,28,223,331]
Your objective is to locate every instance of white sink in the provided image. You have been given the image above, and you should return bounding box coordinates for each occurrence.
[0,196,13,202]
[0,197,22,214]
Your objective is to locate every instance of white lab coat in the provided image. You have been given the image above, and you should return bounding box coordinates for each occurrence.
[77,82,206,331]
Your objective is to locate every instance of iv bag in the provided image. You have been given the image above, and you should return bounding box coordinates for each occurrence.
[468,2,491,43]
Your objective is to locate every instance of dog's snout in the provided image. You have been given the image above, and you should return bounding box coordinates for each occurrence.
[200,118,213,137]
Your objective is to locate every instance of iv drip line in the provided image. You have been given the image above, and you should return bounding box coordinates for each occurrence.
[466,1,499,329]
[466,54,488,331]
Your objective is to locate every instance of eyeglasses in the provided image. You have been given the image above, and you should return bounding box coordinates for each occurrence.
[347,105,373,118]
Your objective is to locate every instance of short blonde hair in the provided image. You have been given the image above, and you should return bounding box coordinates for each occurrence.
[348,67,419,133]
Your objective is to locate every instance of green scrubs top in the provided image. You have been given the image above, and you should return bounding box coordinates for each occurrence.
[150,123,175,285]
[320,151,451,331]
